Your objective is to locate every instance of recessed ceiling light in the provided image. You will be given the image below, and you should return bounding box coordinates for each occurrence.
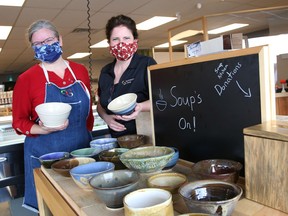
[0,0,25,7]
[137,16,177,30]
[0,26,12,40]
[208,23,249,34]
[67,52,91,59]
[171,30,203,41]
[154,40,187,48]
[90,39,109,48]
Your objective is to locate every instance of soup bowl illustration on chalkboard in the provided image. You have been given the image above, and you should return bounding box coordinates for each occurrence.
[156,88,167,111]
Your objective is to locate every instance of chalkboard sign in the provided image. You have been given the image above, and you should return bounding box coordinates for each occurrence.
[148,46,274,169]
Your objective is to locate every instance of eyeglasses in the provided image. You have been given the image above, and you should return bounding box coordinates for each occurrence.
[31,37,56,47]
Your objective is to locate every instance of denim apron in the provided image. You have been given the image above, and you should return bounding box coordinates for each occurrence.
[23,61,92,212]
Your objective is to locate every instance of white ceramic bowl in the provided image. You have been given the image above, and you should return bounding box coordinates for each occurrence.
[35,102,72,128]
[124,188,174,216]
[108,93,137,115]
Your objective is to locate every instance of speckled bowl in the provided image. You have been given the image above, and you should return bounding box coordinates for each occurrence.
[179,180,243,215]
[39,151,70,169]
[119,146,175,173]
[89,170,140,209]
[51,157,95,177]
[70,162,115,190]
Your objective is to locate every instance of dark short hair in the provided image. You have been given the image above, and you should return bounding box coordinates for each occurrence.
[105,14,138,42]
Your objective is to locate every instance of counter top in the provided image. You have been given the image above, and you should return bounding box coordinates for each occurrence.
[34,160,287,216]
[0,125,108,147]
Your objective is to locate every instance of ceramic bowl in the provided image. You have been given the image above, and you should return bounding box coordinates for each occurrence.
[124,188,174,216]
[38,151,70,169]
[191,159,243,183]
[51,157,95,177]
[70,161,115,190]
[90,138,118,151]
[117,134,147,149]
[164,147,179,170]
[98,148,129,170]
[70,147,102,160]
[108,93,137,115]
[178,214,210,216]
[119,146,175,173]
[179,180,243,215]
[35,102,72,128]
[89,170,140,209]
[147,172,187,194]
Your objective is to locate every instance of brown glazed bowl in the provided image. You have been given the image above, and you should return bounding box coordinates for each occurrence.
[191,159,243,183]
[98,148,129,170]
[117,134,147,149]
[179,180,242,215]
[51,157,95,177]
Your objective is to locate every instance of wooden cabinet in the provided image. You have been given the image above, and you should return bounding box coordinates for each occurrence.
[244,121,288,213]
[276,92,288,115]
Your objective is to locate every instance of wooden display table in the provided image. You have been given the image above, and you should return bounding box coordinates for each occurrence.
[34,160,288,216]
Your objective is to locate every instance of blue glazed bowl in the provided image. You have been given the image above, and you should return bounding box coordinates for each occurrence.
[70,147,102,160]
[90,138,118,151]
[89,170,140,209]
[164,147,179,170]
[115,103,136,115]
[39,151,70,169]
[70,161,115,190]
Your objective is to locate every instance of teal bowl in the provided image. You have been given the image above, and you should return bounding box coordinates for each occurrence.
[70,147,102,160]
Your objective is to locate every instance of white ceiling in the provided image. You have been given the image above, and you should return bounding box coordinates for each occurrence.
[0,0,288,76]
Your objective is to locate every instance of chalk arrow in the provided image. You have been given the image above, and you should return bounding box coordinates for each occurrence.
[236,80,251,97]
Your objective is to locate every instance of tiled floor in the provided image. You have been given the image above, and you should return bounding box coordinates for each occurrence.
[0,188,37,216]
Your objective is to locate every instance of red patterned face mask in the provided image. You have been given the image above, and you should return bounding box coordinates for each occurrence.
[109,41,138,61]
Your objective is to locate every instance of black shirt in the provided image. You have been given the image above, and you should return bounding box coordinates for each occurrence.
[98,53,157,137]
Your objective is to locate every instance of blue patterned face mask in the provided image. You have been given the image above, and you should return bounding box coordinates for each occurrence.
[33,41,63,63]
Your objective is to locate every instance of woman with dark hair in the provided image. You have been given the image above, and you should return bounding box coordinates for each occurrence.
[97,14,157,138]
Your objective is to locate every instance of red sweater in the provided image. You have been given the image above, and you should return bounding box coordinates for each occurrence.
[12,61,94,136]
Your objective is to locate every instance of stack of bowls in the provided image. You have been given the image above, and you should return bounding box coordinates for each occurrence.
[108,93,137,115]
[119,146,175,173]
[35,102,71,128]
[90,138,118,152]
